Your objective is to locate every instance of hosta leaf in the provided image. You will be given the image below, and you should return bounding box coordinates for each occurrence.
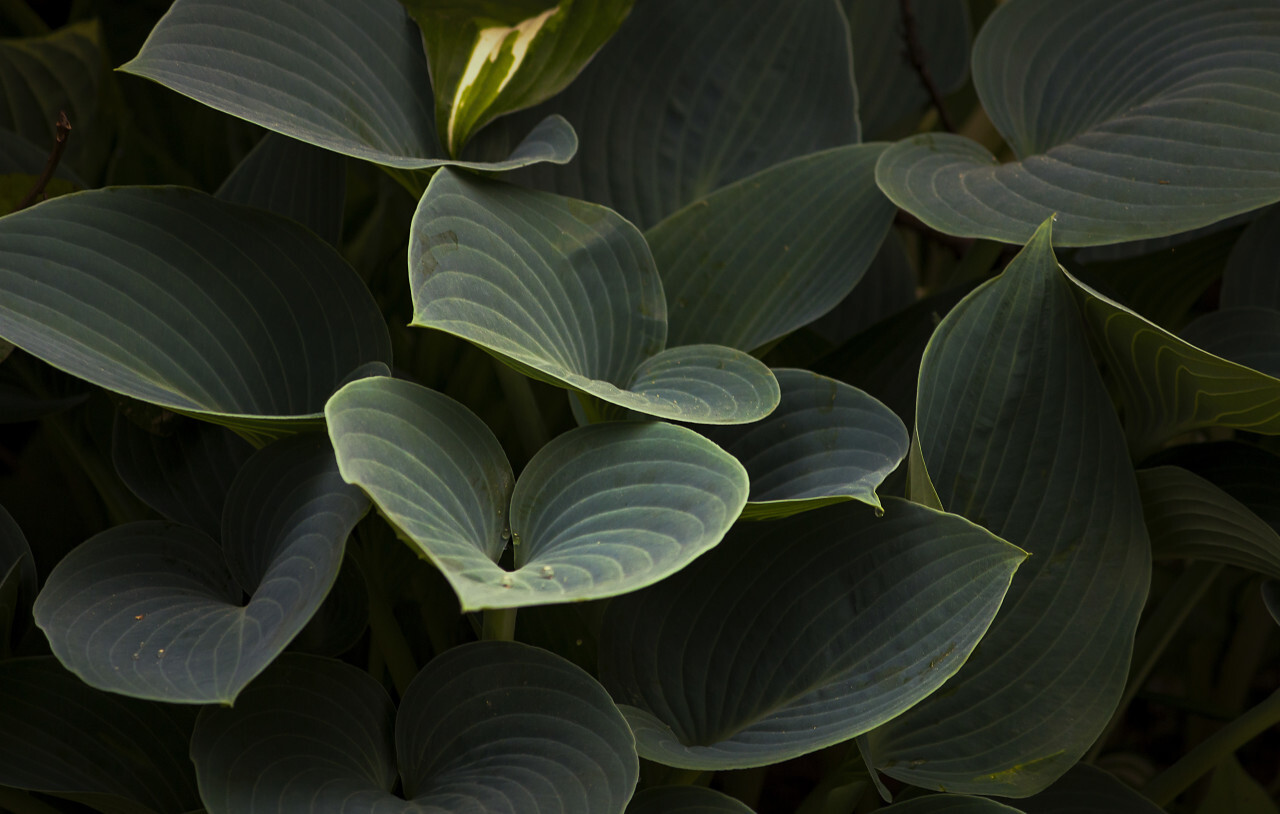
[1144,442,1280,533]
[1180,308,1280,379]
[215,133,347,246]
[327,376,748,610]
[1137,466,1280,579]
[0,187,392,441]
[648,144,896,351]
[121,0,576,171]
[700,369,909,520]
[867,220,1152,795]
[491,0,859,228]
[599,498,1025,770]
[287,552,369,658]
[875,0,1280,246]
[191,644,638,813]
[410,168,779,423]
[626,786,754,814]
[0,656,200,814]
[407,0,632,156]
[1222,205,1280,309]
[881,797,1022,814]
[0,503,35,656]
[1195,757,1279,814]
[1017,764,1165,814]
[33,434,370,704]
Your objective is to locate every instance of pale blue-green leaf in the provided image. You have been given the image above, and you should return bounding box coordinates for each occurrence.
[215,133,347,246]
[599,498,1024,770]
[33,434,369,703]
[875,0,1280,246]
[700,369,908,520]
[621,345,780,425]
[626,786,754,814]
[1221,205,1280,309]
[0,503,34,656]
[0,656,200,814]
[0,187,392,439]
[868,220,1152,795]
[648,144,895,351]
[881,796,1022,814]
[1180,307,1280,379]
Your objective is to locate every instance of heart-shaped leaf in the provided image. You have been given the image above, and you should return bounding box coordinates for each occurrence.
[1017,765,1165,814]
[0,656,201,814]
[326,376,748,610]
[410,168,779,423]
[33,433,370,703]
[867,220,1152,795]
[0,503,35,657]
[215,132,347,246]
[405,0,633,156]
[625,786,755,814]
[0,187,392,442]
[121,0,577,171]
[881,797,1022,814]
[648,144,896,351]
[191,644,638,813]
[598,498,1025,770]
[874,0,1280,246]
[700,369,909,520]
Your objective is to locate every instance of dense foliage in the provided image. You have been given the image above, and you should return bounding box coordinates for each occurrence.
[0,0,1278,812]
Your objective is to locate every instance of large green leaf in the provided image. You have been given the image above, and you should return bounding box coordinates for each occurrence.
[1144,441,1280,533]
[191,644,638,813]
[626,786,754,814]
[33,433,370,704]
[0,502,34,657]
[410,168,779,423]
[407,0,632,156]
[0,187,392,441]
[1017,765,1165,814]
[648,143,896,351]
[598,498,1025,770]
[490,0,859,229]
[215,132,347,246]
[121,0,576,171]
[700,369,909,520]
[0,656,201,814]
[875,0,1280,246]
[327,376,748,610]
[867,220,1152,795]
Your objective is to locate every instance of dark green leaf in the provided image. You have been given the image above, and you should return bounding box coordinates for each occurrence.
[1221,204,1280,310]
[287,552,369,658]
[1142,442,1280,534]
[33,434,370,703]
[1017,764,1166,814]
[0,503,35,657]
[215,133,347,246]
[1180,308,1280,379]
[874,0,1280,245]
[1194,757,1279,814]
[599,498,1025,770]
[881,796,1022,813]
[626,785,755,814]
[1263,580,1280,627]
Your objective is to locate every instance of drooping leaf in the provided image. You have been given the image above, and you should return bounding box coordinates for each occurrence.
[0,187,392,442]
[874,0,1280,246]
[406,0,633,156]
[648,144,896,351]
[327,376,748,610]
[867,220,1152,795]
[1016,764,1167,814]
[215,132,347,246]
[626,785,755,814]
[0,656,201,814]
[121,0,577,171]
[880,796,1022,814]
[489,0,860,228]
[191,644,638,813]
[598,498,1025,770]
[700,369,909,520]
[409,168,779,423]
[1142,442,1280,534]
[33,433,370,704]
[0,503,35,657]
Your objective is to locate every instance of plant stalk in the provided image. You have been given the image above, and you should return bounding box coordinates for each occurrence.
[482,607,517,641]
[14,112,71,212]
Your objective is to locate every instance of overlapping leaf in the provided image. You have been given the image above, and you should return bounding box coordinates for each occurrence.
[626,786,754,814]
[215,132,347,246]
[867,220,1152,795]
[647,144,896,351]
[327,376,747,610]
[191,644,638,813]
[121,0,577,171]
[598,498,1025,770]
[33,433,370,704]
[700,369,909,520]
[875,0,1280,245]
[0,187,392,441]
[1017,765,1165,813]
[410,168,779,423]
[0,503,35,657]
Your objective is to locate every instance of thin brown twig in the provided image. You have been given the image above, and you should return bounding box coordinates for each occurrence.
[898,0,956,133]
[14,111,72,212]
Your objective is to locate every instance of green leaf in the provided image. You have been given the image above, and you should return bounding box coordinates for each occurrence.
[881,797,1022,814]
[1180,308,1280,379]
[700,369,909,520]
[326,376,748,610]
[1137,466,1280,580]
[874,0,1280,246]
[1195,757,1279,814]
[1263,580,1280,627]
[191,644,638,813]
[1017,764,1166,814]
[867,220,1152,795]
[648,144,896,351]
[33,433,370,704]
[287,552,369,658]
[0,503,35,657]
[407,0,632,156]
[0,656,201,814]
[598,498,1025,770]
[0,187,392,441]
[215,133,347,246]
[121,0,577,171]
[1222,205,1280,309]
[490,0,860,228]
[626,786,755,814]
[409,168,779,423]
